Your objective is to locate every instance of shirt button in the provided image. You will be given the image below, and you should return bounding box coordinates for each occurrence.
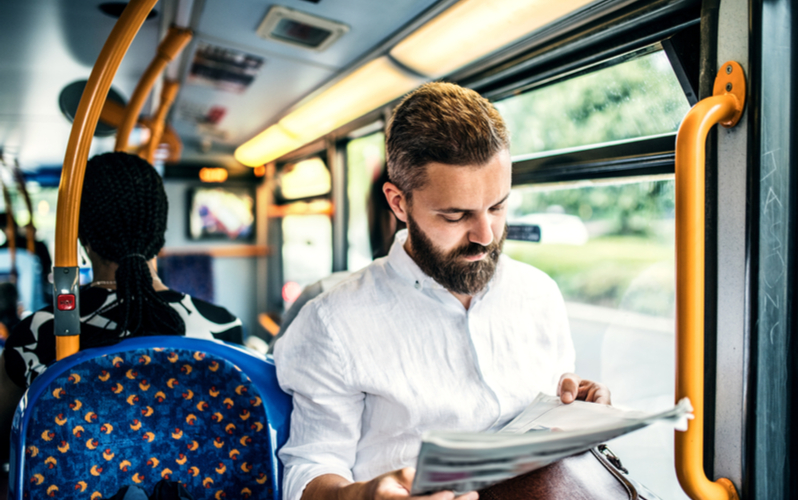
[414,281,421,290]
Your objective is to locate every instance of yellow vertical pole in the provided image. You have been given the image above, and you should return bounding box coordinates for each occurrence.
[55,0,159,360]
[141,79,181,164]
[674,61,745,500]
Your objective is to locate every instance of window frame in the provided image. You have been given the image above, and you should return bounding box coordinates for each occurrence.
[511,135,677,185]
[456,0,701,187]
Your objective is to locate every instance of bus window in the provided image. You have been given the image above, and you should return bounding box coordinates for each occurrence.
[0,184,58,306]
[278,157,331,201]
[494,48,690,157]
[505,176,685,499]
[346,131,385,270]
[281,214,332,307]
[273,156,334,309]
[495,47,694,497]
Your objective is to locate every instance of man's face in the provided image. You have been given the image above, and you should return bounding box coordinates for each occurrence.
[396,150,512,295]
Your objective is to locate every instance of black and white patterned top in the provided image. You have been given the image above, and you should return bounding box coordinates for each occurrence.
[2,286,243,388]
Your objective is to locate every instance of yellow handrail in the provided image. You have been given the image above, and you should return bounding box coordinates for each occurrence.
[674,61,745,500]
[159,124,183,163]
[114,26,192,152]
[99,99,127,128]
[141,79,180,164]
[55,0,159,360]
[100,99,184,163]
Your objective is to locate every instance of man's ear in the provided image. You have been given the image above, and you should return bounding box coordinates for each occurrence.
[383,182,409,223]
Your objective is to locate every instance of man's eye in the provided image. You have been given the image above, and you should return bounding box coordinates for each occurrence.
[444,215,465,223]
[490,204,505,212]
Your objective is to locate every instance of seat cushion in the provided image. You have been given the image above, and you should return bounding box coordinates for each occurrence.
[22,347,273,499]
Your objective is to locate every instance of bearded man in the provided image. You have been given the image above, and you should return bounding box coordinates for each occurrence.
[273,82,610,500]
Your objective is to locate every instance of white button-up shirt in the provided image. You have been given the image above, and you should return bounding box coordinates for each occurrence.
[274,230,575,500]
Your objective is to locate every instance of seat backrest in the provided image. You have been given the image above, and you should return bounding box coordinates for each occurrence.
[8,336,291,500]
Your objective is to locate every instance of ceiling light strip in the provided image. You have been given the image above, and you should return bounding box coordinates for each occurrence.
[235,0,606,166]
[236,57,422,167]
[390,0,600,78]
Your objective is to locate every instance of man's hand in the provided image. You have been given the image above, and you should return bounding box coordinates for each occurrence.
[364,468,478,500]
[557,373,611,405]
[303,470,478,500]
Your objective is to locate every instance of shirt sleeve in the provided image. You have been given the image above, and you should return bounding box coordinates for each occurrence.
[274,299,365,500]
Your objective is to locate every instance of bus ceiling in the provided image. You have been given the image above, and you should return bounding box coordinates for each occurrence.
[0,0,701,171]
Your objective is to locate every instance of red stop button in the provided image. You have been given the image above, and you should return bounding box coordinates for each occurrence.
[57,294,76,311]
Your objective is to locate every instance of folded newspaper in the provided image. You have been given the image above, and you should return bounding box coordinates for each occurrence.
[410,395,693,495]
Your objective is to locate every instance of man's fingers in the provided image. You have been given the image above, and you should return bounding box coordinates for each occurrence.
[375,482,412,499]
[577,380,594,400]
[373,468,475,500]
[370,469,474,500]
[558,373,581,403]
[579,380,611,405]
[395,468,416,490]
[373,468,416,499]
[588,384,611,405]
[559,374,612,405]
[423,492,456,500]
[423,490,476,500]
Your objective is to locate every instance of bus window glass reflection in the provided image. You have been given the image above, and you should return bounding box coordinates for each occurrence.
[494,49,691,158]
[505,176,685,499]
[347,132,386,271]
[281,214,332,308]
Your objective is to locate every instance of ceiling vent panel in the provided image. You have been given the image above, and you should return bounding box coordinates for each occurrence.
[256,6,348,51]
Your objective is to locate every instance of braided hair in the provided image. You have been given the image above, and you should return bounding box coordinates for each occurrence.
[79,152,184,337]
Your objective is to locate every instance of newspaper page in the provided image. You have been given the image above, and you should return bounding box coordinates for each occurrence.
[410,395,693,495]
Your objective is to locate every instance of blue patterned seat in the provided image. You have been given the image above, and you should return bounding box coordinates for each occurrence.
[7,336,291,500]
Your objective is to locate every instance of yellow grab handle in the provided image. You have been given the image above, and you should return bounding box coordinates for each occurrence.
[56,0,158,268]
[141,79,181,164]
[674,61,745,500]
[55,0,159,360]
[159,124,183,164]
[114,26,192,153]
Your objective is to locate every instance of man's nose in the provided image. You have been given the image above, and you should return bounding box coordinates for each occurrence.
[468,213,494,247]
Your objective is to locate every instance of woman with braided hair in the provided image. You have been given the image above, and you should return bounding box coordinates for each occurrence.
[0,153,243,460]
[76,151,195,341]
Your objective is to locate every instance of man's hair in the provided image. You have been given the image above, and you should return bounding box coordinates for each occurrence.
[386,82,510,197]
[79,152,184,338]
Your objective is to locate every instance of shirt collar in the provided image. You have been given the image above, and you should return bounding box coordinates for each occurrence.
[387,229,445,290]
[386,229,502,301]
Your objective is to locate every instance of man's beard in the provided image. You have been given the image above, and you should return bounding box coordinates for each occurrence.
[406,214,507,296]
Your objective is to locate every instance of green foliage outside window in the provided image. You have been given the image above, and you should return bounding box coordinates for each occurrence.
[494,50,690,157]
[513,180,674,237]
[496,49,687,317]
[506,179,676,317]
